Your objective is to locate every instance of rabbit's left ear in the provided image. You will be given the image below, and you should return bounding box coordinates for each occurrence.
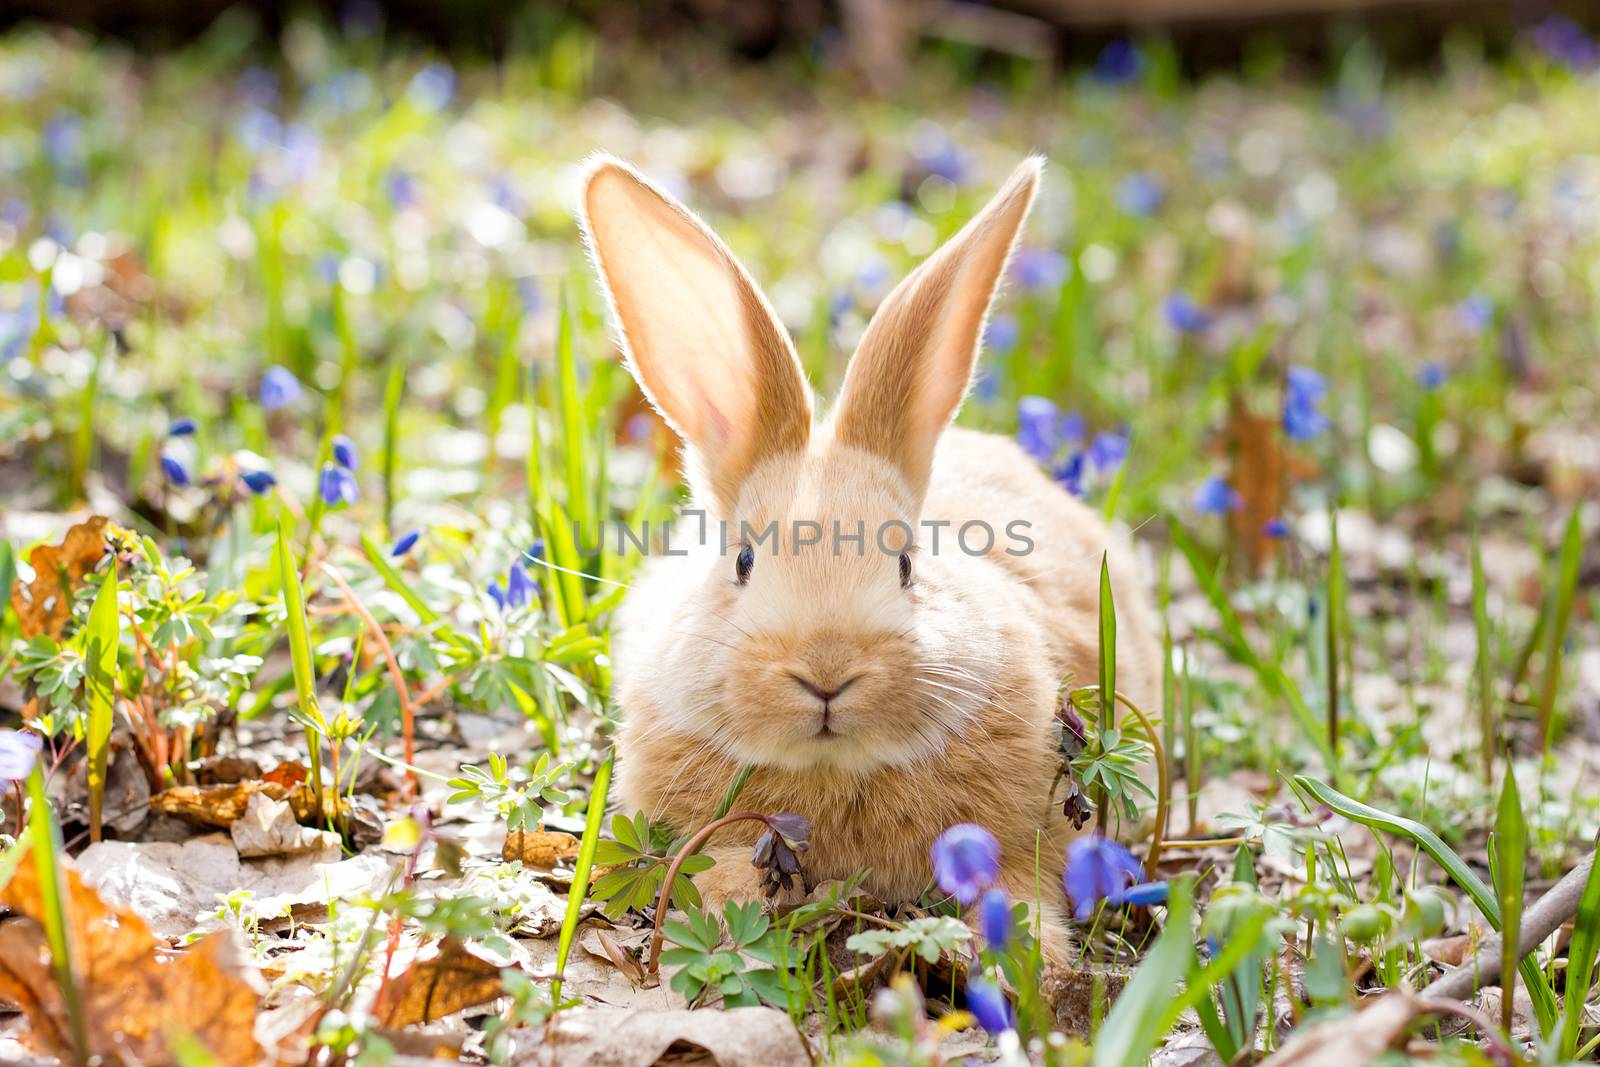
[833,157,1042,501]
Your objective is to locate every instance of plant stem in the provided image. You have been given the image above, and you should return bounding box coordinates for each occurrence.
[1110,689,1170,876]
[645,810,776,976]
[320,561,417,799]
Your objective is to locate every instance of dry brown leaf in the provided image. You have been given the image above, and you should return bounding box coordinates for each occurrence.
[9,516,112,639]
[581,927,646,985]
[1259,990,1426,1067]
[504,828,582,868]
[151,779,335,828]
[374,936,508,1028]
[513,1006,811,1067]
[230,791,341,858]
[0,848,264,1067]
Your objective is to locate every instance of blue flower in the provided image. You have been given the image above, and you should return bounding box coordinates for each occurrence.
[1116,172,1164,217]
[1193,475,1242,515]
[911,126,971,185]
[240,469,277,496]
[1094,39,1144,85]
[1418,362,1447,390]
[1088,431,1129,472]
[408,62,456,112]
[42,111,85,171]
[318,463,359,507]
[236,107,283,154]
[259,366,302,411]
[487,581,506,611]
[528,539,546,563]
[1017,396,1061,461]
[391,529,421,557]
[332,433,359,472]
[516,277,543,315]
[1115,881,1170,908]
[161,454,191,487]
[1163,293,1210,334]
[1455,294,1493,334]
[168,417,197,437]
[966,977,1013,1036]
[1529,15,1600,72]
[1011,247,1068,292]
[386,166,418,209]
[931,823,1000,906]
[1263,517,1290,540]
[979,888,1012,950]
[506,561,537,609]
[1063,835,1143,921]
[0,729,42,784]
[1053,453,1086,497]
[972,368,1000,404]
[984,314,1019,354]
[1282,366,1330,441]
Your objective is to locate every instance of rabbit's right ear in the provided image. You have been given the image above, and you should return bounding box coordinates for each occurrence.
[579,156,813,518]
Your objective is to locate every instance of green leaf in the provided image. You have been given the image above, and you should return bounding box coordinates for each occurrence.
[1470,526,1495,781]
[84,562,120,843]
[1492,765,1526,1033]
[0,539,15,632]
[1295,774,1558,1033]
[1536,506,1583,750]
[553,752,611,1002]
[1093,879,1196,1067]
[27,766,89,1059]
[275,519,326,811]
[1559,851,1600,1058]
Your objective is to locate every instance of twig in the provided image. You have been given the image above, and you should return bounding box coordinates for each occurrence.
[319,562,417,798]
[1423,849,1595,1001]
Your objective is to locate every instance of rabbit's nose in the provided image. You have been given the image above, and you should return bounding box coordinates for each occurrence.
[788,672,860,704]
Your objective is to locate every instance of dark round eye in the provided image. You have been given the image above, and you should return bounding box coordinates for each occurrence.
[736,544,755,585]
[899,551,912,589]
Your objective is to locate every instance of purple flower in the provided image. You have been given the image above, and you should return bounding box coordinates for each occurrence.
[1264,517,1290,539]
[931,823,1000,906]
[1017,397,1060,461]
[516,277,543,315]
[487,581,506,611]
[1193,475,1242,515]
[1116,172,1164,217]
[527,539,546,563]
[0,729,42,783]
[168,417,197,437]
[386,167,418,209]
[42,111,85,171]
[408,62,456,112]
[161,454,191,487]
[1529,15,1600,72]
[391,529,421,557]
[1164,293,1210,334]
[318,463,359,507]
[1283,366,1330,441]
[911,126,971,185]
[1011,247,1069,292]
[984,313,1019,354]
[331,433,359,472]
[1116,881,1170,908]
[1088,431,1129,472]
[1418,362,1447,390]
[1094,39,1144,85]
[1456,294,1493,334]
[966,977,1013,1035]
[506,561,537,609]
[240,469,277,495]
[1054,453,1086,497]
[1063,834,1143,920]
[979,888,1012,950]
[259,365,302,411]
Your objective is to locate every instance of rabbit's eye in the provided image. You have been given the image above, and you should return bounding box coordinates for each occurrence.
[735,544,755,586]
[899,551,913,589]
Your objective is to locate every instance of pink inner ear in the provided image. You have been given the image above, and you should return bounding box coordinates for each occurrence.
[691,378,732,447]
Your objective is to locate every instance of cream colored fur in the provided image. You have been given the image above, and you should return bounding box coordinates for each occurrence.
[579,154,1161,955]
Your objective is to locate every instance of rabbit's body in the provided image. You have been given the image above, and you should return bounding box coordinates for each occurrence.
[580,154,1160,943]
[611,425,1158,914]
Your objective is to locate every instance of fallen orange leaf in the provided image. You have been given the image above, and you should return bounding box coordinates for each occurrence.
[9,517,113,639]
[503,828,582,868]
[0,848,264,1067]
[374,936,507,1028]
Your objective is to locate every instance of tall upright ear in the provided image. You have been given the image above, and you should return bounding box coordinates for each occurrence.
[578,155,812,517]
[832,157,1042,501]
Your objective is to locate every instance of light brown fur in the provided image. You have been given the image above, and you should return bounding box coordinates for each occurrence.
[579,155,1161,955]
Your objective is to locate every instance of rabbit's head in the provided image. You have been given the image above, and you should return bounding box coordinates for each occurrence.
[581,155,1041,774]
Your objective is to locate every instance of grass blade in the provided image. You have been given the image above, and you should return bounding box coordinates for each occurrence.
[1325,508,1343,759]
[1096,552,1116,833]
[1295,774,1558,1033]
[84,562,119,843]
[1492,765,1526,1035]
[381,360,404,539]
[275,519,326,818]
[1092,879,1195,1067]
[1559,845,1600,1058]
[27,765,89,1066]
[1536,506,1582,751]
[1471,526,1495,782]
[552,751,612,1003]
[553,288,589,549]
[0,539,16,636]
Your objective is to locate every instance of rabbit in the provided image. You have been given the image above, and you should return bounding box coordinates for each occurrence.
[578,154,1161,956]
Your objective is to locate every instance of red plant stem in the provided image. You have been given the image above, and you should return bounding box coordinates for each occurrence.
[646,811,775,976]
[319,563,417,798]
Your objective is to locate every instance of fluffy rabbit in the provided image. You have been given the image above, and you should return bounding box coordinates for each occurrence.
[579,154,1160,946]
